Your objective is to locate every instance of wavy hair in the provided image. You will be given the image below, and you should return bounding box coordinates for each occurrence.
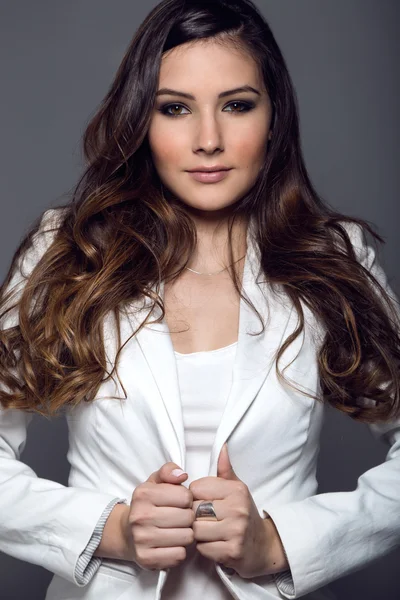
[1,0,399,422]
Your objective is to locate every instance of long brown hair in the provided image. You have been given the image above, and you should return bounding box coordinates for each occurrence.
[1,0,399,423]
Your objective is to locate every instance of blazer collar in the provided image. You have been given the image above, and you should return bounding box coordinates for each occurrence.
[121,215,294,473]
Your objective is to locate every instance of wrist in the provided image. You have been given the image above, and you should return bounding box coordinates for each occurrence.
[263,516,290,575]
[118,504,134,561]
[94,503,132,561]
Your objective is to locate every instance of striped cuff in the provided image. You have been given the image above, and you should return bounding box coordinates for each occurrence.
[75,497,128,585]
[274,570,295,599]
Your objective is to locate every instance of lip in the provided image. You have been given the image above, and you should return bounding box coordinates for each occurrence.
[188,170,232,183]
[187,165,231,172]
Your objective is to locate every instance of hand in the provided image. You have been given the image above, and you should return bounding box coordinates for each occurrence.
[120,462,195,571]
[189,443,288,578]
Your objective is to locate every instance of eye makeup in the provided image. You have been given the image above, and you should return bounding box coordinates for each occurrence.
[157,100,256,118]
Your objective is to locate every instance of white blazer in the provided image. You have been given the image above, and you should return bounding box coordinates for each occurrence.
[0,209,399,600]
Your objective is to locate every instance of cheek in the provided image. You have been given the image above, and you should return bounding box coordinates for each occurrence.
[236,138,267,171]
[148,126,184,168]
[231,124,268,167]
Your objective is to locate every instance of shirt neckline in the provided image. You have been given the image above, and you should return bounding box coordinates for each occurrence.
[174,340,238,357]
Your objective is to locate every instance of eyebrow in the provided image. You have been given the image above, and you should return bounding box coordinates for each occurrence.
[155,85,261,100]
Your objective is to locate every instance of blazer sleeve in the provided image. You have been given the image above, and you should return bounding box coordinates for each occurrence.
[75,497,128,584]
[267,223,400,599]
[0,209,127,586]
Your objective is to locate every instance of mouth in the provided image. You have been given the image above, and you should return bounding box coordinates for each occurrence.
[187,169,232,183]
[188,169,231,173]
[186,166,232,173]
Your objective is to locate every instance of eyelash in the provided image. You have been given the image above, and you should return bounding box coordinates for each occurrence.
[157,100,255,118]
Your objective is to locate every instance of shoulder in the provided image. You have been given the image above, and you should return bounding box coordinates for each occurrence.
[30,205,68,246]
[19,206,69,277]
[36,206,68,235]
[335,220,377,272]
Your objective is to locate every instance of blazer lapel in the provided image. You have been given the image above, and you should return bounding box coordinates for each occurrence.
[124,216,294,473]
[126,299,186,469]
[208,221,294,475]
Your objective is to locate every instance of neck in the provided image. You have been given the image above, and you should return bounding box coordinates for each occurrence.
[186,213,249,275]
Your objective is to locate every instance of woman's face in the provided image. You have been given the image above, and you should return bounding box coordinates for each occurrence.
[147,39,273,218]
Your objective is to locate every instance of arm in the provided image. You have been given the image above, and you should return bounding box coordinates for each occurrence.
[268,223,400,598]
[266,413,400,599]
[0,210,126,586]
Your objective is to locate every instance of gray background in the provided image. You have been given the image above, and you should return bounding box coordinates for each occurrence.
[0,1,399,598]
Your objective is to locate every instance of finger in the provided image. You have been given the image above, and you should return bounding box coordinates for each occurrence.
[136,546,187,572]
[192,520,228,542]
[147,463,188,485]
[137,482,193,508]
[196,540,233,564]
[152,506,195,528]
[192,499,228,521]
[143,526,194,548]
[190,477,245,500]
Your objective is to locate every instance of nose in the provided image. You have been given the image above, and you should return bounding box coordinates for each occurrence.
[193,112,224,154]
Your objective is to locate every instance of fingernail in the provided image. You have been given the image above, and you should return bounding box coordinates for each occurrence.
[172,468,187,477]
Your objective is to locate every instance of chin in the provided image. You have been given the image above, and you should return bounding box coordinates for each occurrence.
[180,200,239,213]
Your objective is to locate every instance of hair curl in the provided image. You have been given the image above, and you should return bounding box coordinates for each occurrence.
[1,0,399,423]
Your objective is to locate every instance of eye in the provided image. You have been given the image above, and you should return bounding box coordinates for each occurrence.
[224,101,254,114]
[159,103,190,117]
[157,100,255,118]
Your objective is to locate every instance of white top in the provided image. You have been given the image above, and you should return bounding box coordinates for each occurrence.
[161,341,238,599]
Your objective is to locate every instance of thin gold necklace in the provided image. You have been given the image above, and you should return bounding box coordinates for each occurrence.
[185,254,245,276]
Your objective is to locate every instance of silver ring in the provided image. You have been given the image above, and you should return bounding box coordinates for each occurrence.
[195,500,218,521]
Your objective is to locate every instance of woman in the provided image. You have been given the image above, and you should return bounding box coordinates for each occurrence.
[0,1,399,599]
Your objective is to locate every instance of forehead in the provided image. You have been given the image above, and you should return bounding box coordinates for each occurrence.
[159,39,262,89]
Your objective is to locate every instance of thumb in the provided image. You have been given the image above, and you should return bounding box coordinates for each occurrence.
[147,462,188,485]
[217,443,240,480]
